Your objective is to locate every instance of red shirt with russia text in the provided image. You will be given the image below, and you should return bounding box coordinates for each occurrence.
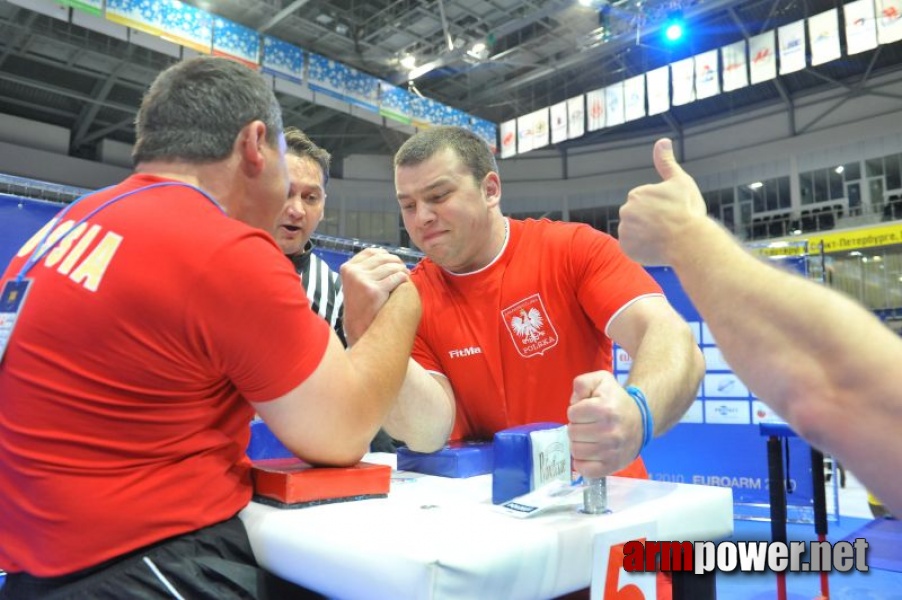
[0,174,330,576]
[410,218,663,478]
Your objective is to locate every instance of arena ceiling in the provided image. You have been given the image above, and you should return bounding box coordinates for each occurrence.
[0,0,900,166]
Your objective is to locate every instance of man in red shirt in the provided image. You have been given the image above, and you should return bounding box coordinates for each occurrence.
[343,125,704,483]
[0,56,419,599]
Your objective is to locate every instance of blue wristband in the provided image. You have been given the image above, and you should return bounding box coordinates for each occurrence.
[625,385,654,456]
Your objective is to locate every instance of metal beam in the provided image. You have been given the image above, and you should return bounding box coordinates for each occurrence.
[258,0,314,34]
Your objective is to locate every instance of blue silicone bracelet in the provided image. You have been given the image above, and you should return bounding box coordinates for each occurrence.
[625,385,654,455]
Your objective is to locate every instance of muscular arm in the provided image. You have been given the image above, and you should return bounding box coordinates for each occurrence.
[619,138,902,514]
[608,296,705,436]
[252,281,421,466]
[382,361,456,453]
[669,218,902,512]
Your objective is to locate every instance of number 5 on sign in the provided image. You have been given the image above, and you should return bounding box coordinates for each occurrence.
[591,521,657,600]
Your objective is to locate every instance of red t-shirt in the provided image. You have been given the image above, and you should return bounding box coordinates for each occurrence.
[0,174,330,576]
[411,218,662,476]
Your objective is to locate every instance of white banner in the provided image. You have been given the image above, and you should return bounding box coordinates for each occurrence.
[605,82,625,127]
[876,0,902,44]
[671,57,695,106]
[550,101,567,144]
[809,9,841,66]
[694,49,720,99]
[779,19,807,74]
[623,75,646,122]
[587,88,606,132]
[516,115,534,154]
[845,0,879,54]
[646,66,670,116]
[567,95,585,139]
[721,40,749,91]
[500,119,516,158]
[749,30,777,84]
[531,107,550,150]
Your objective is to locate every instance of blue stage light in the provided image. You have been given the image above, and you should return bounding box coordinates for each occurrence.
[663,10,685,43]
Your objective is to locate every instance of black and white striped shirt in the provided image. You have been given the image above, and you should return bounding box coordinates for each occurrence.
[289,242,345,346]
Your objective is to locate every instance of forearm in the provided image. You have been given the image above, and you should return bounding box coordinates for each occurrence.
[626,317,704,436]
[383,360,455,453]
[346,282,422,429]
[668,218,902,442]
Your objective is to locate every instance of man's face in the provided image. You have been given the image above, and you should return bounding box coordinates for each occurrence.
[274,154,327,256]
[395,147,499,273]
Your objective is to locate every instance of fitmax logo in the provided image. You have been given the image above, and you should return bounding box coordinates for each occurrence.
[448,346,482,359]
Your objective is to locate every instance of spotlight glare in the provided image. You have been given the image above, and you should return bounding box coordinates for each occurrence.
[665,22,683,41]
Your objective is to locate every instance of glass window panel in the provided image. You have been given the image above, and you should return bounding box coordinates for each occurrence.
[885,153,901,191]
[813,169,829,203]
[778,176,791,209]
[829,169,844,200]
[842,161,861,181]
[765,183,779,211]
[800,171,814,205]
[866,158,884,177]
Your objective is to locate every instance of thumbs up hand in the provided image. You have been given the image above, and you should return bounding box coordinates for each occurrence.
[618,138,709,266]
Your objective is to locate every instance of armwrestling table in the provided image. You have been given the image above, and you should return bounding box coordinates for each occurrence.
[240,456,733,600]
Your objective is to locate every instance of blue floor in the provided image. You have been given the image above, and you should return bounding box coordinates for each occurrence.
[717,517,902,599]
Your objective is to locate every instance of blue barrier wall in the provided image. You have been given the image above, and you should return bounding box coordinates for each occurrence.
[0,194,64,270]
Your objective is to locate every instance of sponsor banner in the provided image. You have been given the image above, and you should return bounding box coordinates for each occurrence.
[671,57,695,106]
[623,75,646,122]
[749,30,777,84]
[695,50,720,99]
[567,95,585,139]
[844,0,879,54]
[778,19,806,75]
[550,101,568,144]
[646,66,670,115]
[721,40,749,92]
[500,119,516,158]
[809,8,841,66]
[679,401,704,424]
[587,88,606,131]
[877,0,902,43]
[605,82,625,127]
[530,107,550,150]
[516,115,534,154]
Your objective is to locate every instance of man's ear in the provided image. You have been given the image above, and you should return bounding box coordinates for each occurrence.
[483,171,502,208]
[238,120,267,176]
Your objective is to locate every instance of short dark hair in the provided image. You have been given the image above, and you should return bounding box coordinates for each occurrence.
[394,126,498,184]
[133,56,283,165]
[284,127,331,186]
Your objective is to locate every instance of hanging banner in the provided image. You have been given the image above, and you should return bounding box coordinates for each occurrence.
[550,101,568,144]
[105,0,163,35]
[517,115,534,154]
[876,0,902,44]
[567,95,585,139]
[530,108,550,150]
[262,36,304,83]
[778,19,806,75]
[844,0,879,54]
[694,49,720,100]
[646,66,670,116]
[604,82,625,127]
[809,9,841,66]
[500,119,516,158]
[623,75,646,122]
[721,40,749,91]
[586,88,606,132]
[670,57,695,106]
[749,30,777,84]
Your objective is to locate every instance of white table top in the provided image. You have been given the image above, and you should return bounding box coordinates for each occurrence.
[240,454,733,600]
